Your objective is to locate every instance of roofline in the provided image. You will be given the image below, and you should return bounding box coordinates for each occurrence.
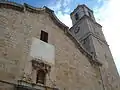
[0,1,69,30]
[70,4,93,15]
[44,6,69,30]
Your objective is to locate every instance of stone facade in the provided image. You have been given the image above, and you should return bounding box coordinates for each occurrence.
[0,1,120,90]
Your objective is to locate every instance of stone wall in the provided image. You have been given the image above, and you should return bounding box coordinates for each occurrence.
[0,6,103,90]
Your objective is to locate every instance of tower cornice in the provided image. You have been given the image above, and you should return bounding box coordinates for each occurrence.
[79,32,108,46]
[70,4,93,15]
[69,15,102,31]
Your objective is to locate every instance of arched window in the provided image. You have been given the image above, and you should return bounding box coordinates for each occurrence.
[36,69,46,84]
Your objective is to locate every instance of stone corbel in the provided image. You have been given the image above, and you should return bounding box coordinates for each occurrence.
[20,72,32,83]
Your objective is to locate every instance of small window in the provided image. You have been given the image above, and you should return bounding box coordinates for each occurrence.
[40,30,48,43]
[75,13,79,20]
[36,69,46,84]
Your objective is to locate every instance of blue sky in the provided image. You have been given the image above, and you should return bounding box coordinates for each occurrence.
[11,0,103,14]
[11,0,120,74]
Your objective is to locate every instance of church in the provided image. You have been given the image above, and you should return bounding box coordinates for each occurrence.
[0,1,120,90]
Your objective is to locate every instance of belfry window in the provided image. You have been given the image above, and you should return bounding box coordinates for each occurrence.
[40,30,48,43]
[75,13,79,20]
[88,12,92,17]
[36,69,46,84]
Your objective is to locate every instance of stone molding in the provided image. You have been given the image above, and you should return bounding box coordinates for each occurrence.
[70,4,93,15]
[79,32,108,46]
[0,1,24,11]
[17,80,58,90]
[69,15,102,31]
[0,80,58,90]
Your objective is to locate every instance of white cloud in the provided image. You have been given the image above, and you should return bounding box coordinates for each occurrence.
[49,0,72,12]
[64,7,70,13]
[63,0,73,7]
[49,0,62,11]
[48,0,72,27]
[56,11,72,27]
[94,0,120,73]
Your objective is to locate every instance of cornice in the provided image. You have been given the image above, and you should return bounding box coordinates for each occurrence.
[79,32,108,46]
[24,3,44,13]
[70,4,93,15]
[0,1,24,11]
[69,15,102,31]
[0,1,69,30]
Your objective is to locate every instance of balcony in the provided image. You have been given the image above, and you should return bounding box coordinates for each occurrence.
[30,37,55,65]
[0,80,58,90]
[16,80,58,90]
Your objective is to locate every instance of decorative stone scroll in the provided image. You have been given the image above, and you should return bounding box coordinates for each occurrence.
[21,72,32,83]
[31,58,51,73]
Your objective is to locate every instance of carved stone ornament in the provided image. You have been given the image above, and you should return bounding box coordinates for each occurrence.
[21,72,32,83]
[31,58,51,73]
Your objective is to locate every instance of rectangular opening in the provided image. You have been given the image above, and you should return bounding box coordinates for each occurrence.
[36,69,46,84]
[40,30,48,43]
[75,13,79,20]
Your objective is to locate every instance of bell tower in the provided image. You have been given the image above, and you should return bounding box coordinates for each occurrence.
[70,5,120,90]
[70,4,107,55]
[71,4,95,25]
